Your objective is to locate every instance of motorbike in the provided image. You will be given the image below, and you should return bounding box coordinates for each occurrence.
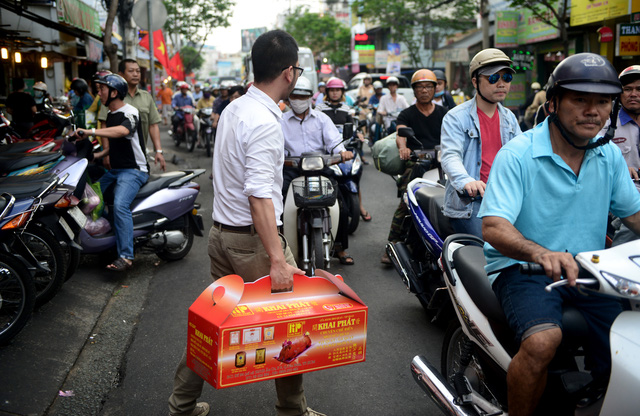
[197,107,214,157]
[411,235,640,416]
[78,168,206,262]
[171,106,197,150]
[0,175,70,343]
[282,149,343,276]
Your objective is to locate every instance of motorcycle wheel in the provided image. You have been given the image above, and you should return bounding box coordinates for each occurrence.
[156,214,195,261]
[205,133,212,157]
[309,228,324,276]
[188,129,197,152]
[442,322,493,403]
[0,252,35,345]
[22,225,67,307]
[64,246,82,281]
[346,192,360,235]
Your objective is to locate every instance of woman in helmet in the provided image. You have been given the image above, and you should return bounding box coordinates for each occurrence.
[73,74,150,272]
[377,76,409,134]
[480,53,640,416]
[70,78,94,128]
[316,77,354,129]
[32,81,50,111]
[432,70,456,110]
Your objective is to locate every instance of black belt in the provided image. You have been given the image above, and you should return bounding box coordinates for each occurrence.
[213,221,283,234]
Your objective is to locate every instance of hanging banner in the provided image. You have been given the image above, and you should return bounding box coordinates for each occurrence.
[496,11,519,47]
[571,0,629,27]
[56,0,102,37]
[517,6,559,44]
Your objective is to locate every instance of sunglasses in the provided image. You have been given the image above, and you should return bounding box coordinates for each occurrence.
[486,73,513,84]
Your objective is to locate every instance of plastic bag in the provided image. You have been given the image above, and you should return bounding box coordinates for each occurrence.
[372,132,405,176]
[84,216,111,236]
[90,181,104,221]
[81,183,100,214]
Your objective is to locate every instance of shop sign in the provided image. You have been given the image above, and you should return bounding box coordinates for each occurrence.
[517,6,559,44]
[496,11,519,47]
[617,23,640,56]
[85,35,103,63]
[433,48,469,63]
[503,73,526,110]
[56,0,101,37]
[358,50,375,65]
[571,0,629,27]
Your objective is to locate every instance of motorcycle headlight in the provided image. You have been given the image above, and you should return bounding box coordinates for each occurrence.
[329,165,341,175]
[301,156,324,171]
[352,156,362,173]
[601,271,640,297]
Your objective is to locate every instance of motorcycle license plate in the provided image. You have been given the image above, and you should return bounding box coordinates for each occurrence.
[67,206,87,228]
[206,127,212,133]
[58,216,75,240]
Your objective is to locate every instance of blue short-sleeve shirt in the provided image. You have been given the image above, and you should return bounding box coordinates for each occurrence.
[478,118,640,284]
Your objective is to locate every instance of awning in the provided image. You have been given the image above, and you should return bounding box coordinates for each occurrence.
[433,29,482,63]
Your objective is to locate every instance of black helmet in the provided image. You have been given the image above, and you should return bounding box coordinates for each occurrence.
[92,69,112,83]
[70,78,89,95]
[95,74,128,101]
[546,53,621,101]
[619,65,640,86]
[433,69,447,82]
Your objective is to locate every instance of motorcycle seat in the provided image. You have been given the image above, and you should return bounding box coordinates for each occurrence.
[0,141,45,154]
[0,179,52,199]
[453,245,589,355]
[135,171,186,200]
[0,172,57,186]
[414,185,454,239]
[0,152,61,173]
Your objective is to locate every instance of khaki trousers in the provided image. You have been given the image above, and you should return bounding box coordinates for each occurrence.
[168,226,307,416]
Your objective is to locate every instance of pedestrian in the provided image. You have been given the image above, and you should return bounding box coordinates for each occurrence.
[158,83,174,126]
[6,77,36,137]
[440,48,521,238]
[167,29,326,416]
[479,52,640,416]
[380,69,447,264]
[72,74,149,272]
[98,59,165,171]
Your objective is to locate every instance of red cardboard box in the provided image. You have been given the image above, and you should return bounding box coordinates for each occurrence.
[187,270,367,389]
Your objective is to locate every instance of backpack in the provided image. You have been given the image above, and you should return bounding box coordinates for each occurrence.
[372,132,405,176]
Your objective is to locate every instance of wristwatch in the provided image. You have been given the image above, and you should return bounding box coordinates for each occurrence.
[91,128,96,136]
[156,149,164,154]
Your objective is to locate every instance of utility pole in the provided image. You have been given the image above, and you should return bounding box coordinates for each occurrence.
[480,0,490,48]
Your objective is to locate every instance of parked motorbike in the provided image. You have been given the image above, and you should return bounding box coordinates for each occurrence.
[171,106,197,150]
[78,168,206,262]
[283,153,342,276]
[197,107,214,157]
[412,235,640,416]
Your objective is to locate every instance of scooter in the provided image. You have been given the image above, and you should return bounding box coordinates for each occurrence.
[197,107,214,157]
[282,153,342,276]
[411,235,640,416]
[78,168,206,262]
[171,106,197,150]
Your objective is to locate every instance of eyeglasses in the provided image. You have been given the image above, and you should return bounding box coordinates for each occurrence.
[414,84,435,91]
[486,73,513,84]
[623,86,640,94]
[282,66,304,77]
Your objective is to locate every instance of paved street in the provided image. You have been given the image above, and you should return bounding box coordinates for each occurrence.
[0,125,444,416]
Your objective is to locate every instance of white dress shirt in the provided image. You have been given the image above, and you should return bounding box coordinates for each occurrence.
[212,86,285,226]
[378,94,409,129]
[282,108,346,156]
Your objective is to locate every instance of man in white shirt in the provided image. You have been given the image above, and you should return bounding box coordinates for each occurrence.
[377,76,409,133]
[282,76,354,264]
[168,30,325,416]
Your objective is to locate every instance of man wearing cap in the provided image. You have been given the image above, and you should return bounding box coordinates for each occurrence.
[381,69,447,264]
[440,48,521,239]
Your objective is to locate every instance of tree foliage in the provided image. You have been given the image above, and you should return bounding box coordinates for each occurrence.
[352,0,476,68]
[508,0,569,55]
[284,7,351,68]
[180,46,205,76]
[163,0,234,47]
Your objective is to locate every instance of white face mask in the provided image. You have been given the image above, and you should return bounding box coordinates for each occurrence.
[290,98,311,114]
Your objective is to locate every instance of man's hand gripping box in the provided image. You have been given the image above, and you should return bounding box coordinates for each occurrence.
[187,270,367,389]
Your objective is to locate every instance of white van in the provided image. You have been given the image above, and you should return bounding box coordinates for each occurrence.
[242,47,317,92]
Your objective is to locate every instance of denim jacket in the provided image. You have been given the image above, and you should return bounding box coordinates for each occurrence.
[441,96,521,218]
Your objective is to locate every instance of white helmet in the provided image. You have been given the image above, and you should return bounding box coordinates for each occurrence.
[291,77,313,96]
[373,81,383,89]
[386,76,399,85]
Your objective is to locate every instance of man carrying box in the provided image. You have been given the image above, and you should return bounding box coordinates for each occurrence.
[167,30,326,416]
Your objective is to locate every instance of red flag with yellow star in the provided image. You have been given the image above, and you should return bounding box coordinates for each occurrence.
[169,52,185,81]
[139,29,170,69]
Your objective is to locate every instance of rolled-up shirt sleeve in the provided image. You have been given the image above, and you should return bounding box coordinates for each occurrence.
[243,121,282,199]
